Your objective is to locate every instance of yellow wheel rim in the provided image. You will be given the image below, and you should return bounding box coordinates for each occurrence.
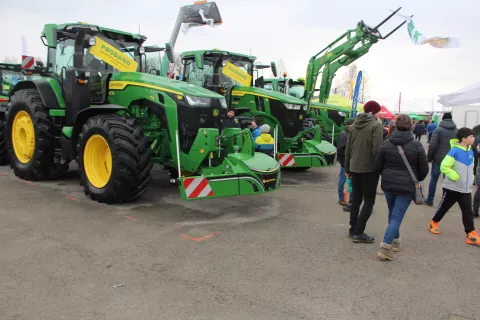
[12,111,35,164]
[83,134,113,188]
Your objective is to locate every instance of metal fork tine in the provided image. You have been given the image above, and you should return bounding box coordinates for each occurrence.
[373,7,402,30]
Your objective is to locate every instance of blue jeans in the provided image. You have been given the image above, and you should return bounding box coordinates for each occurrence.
[338,167,346,201]
[383,192,414,244]
[427,163,441,203]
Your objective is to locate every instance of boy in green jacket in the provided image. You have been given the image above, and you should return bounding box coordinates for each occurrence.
[428,127,479,245]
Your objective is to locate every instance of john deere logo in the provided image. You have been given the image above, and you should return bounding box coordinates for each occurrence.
[213,109,219,116]
[299,115,303,120]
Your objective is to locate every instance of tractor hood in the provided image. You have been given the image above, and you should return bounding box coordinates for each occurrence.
[110,72,224,98]
[310,102,350,113]
[232,86,307,105]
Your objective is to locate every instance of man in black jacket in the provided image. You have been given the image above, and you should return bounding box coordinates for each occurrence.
[414,121,425,142]
[337,118,355,206]
[223,109,241,129]
[345,101,384,243]
[425,113,458,206]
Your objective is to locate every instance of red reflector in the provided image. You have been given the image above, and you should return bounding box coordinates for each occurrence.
[0,98,7,103]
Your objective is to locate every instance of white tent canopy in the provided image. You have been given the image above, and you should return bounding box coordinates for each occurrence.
[438,82,480,107]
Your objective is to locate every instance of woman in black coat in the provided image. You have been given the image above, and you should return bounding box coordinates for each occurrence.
[375,114,429,261]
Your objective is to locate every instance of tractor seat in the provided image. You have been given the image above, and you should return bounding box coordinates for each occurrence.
[236,116,253,129]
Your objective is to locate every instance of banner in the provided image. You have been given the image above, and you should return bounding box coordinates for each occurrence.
[89,37,138,72]
[351,71,362,117]
[395,13,460,48]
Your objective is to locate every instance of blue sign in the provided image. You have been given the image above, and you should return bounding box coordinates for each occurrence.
[351,71,362,117]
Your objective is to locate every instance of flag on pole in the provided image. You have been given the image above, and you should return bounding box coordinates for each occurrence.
[394,13,460,48]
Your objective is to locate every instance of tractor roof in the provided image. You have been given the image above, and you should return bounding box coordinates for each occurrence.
[181,49,256,62]
[41,22,147,46]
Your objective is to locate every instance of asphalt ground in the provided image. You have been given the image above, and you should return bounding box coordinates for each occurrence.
[1,146,479,319]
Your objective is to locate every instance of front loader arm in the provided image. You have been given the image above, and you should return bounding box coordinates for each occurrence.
[303,7,407,106]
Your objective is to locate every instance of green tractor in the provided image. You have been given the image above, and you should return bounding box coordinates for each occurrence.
[0,22,281,204]
[263,76,350,145]
[174,49,337,170]
[0,63,31,164]
[262,8,407,145]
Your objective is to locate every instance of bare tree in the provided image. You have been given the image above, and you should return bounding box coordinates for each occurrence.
[4,56,19,64]
[359,72,371,103]
[333,64,358,98]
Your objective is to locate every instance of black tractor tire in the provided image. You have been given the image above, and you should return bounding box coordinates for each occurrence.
[78,114,153,204]
[0,116,8,165]
[5,89,62,180]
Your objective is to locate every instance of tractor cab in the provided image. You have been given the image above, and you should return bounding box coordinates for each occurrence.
[42,22,146,112]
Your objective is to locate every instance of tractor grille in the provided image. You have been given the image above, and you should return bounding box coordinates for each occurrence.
[257,171,280,191]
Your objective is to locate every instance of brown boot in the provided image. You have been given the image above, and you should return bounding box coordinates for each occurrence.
[376,242,396,261]
[392,238,401,252]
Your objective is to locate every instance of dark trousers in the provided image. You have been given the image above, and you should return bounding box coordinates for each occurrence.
[473,187,480,214]
[415,134,422,142]
[432,188,475,234]
[428,133,432,142]
[349,171,379,235]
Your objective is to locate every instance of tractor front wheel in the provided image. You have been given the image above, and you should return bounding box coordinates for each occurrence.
[78,114,153,204]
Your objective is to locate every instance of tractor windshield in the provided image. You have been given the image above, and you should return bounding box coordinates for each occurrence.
[50,34,141,75]
[182,53,253,94]
[288,83,305,99]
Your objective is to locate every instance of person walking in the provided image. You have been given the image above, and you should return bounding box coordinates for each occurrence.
[337,118,355,206]
[427,120,437,143]
[413,121,424,142]
[427,127,479,246]
[345,101,384,242]
[375,115,429,260]
[425,113,458,206]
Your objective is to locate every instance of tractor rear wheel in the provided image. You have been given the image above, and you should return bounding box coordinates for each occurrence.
[5,89,58,180]
[78,114,153,204]
[0,116,8,165]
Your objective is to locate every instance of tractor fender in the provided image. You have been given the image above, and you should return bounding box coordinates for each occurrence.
[9,80,61,110]
[71,105,127,158]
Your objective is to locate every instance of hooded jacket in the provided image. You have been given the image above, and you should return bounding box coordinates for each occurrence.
[376,130,429,196]
[337,127,349,167]
[255,133,274,151]
[427,119,458,164]
[345,113,384,173]
[441,139,475,193]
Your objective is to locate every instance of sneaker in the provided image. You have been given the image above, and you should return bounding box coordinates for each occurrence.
[392,238,401,252]
[466,230,480,245]
[352,233,375,243]
[376,242,396,261]
[428,220,440,234]
[338,200,348,206]
[343,205,351,212]
[424,199,433,207]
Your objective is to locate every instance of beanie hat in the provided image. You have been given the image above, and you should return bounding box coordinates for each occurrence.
[363,100,381,114]
[346,118,355,125]
[260,124,271,133]
[442,113,452,120]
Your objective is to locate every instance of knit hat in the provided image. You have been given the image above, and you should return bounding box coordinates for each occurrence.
[260,124,271,133]
[442,113,452,120]
[346,118,355,125]
[363,100,381,114]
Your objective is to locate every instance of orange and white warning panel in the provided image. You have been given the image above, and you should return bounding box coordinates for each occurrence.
[278,153,296,167]
[183,177,214,199]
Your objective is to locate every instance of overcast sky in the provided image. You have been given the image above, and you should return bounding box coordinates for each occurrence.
[1,0,478,112]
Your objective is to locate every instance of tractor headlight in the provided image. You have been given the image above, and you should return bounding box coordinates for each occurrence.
[284,103,301,110]
[185,95,211,107]
[219,97,227,109]
[338,112,346,116]
[88,37,96,46]
[138,46,145,54]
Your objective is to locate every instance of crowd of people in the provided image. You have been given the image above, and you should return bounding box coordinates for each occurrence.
[337,101,479,261]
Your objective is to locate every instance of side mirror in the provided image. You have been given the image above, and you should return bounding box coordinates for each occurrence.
[36,61,44,68]
[165,42,174,64]
[73,30,85,69]
[254,76,264,88]
[271,62,277,77]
